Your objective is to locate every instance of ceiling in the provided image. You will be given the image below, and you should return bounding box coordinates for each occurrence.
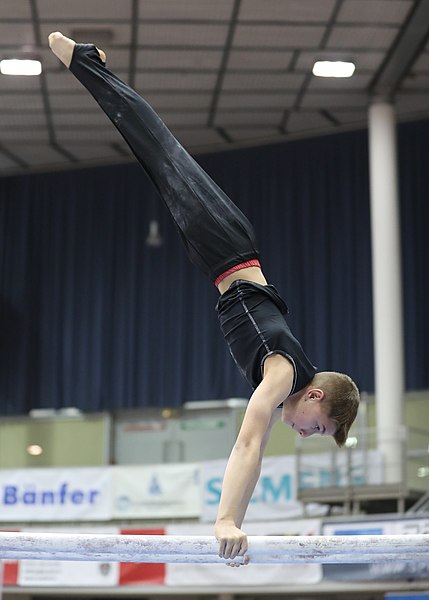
[1,0,429,177]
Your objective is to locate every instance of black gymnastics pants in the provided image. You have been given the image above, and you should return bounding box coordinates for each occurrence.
[69,44,260,283]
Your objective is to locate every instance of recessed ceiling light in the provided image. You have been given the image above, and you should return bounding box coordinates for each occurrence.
[27,444,43,456]
[0,59,42,76]
[312,61,355,78]
[417,466,429,478]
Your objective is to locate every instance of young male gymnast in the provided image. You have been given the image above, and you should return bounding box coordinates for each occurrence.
[49,32,359,562]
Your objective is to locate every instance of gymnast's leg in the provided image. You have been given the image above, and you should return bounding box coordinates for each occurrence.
[48,32,260,285]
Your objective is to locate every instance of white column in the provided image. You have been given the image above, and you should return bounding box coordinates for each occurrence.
[368,101,405,484]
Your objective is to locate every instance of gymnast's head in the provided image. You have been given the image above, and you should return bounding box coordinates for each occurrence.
[282,371,360,447]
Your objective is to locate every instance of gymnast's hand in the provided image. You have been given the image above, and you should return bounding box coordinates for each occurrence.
[215,521,249,565]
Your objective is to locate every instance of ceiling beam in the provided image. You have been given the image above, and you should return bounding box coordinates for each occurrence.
[369,0,429,99]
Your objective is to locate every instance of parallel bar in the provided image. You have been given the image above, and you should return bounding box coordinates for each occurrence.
[0,533,428,564]
[0,550,428,564]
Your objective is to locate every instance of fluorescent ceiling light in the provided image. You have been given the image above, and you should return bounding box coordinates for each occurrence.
[0,59,42,76]
[312,60,355,78]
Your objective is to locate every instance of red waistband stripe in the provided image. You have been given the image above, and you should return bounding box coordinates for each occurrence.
[214,259,261,288]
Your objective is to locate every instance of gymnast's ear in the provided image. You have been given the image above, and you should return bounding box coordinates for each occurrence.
[306,388,324,402]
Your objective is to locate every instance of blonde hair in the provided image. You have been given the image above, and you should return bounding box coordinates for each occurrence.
[312,371,360,447]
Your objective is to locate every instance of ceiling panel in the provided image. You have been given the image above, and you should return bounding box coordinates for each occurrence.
[56,144,126,162]
[288,111,336,132]
[138,0,234,21]
[327,26,399,49]
[0,112,47,127]
[331,110,368,125]
[222,71,306,91]
[37,0,133,20]
[1,128,50,142]
[401,74,429,90]
[411,51,429,72]
[5,144,68,166]
[0,22,35,47]
[337,0,413,25]
[228,50,294,70]
[0,76,42,92]
[239,0,337,22]
[233,25,326,48]
[137,49,223,70]
[214,110,283,126]
[0,0,32,19]
[0,94,44,110]
[218,92,297,110]
[134,71,217,91]
[301,92,368,109]
[138,23,228,47]
[307,73,373,91]
[224,128,279,142]
[0,152,20,170]
[396,92,429,116]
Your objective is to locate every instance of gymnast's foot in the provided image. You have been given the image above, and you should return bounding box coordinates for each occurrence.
[48,31,106,68]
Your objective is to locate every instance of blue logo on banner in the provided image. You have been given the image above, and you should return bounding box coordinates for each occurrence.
[148,475,162,496]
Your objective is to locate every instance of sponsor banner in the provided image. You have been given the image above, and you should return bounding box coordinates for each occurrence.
[0,468,112,521]
[202,456,302,522]
[16,525,119,588]
[165,520,322,587]
[299,450,384,489]
[112,464,201,519]
[322,517,429,582]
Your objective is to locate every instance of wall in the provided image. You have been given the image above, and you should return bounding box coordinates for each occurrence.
[0,413,110,468]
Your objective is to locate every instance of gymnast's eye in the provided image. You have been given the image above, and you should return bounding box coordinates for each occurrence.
[313,425,320,431]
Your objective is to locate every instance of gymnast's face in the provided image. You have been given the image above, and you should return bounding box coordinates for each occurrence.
[282,389,337,438]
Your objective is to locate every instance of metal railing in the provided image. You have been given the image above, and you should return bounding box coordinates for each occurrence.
[295,425,429,513]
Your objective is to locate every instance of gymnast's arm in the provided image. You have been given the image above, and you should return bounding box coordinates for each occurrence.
[232,406,282,530]
[214,354,293,560]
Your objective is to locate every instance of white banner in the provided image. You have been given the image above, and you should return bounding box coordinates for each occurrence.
[18,560,118,587]
[322,516,429,536]
[0,468,112,521]
[112,464,201,519]
[202,456,303,522]
[166,520,322,586]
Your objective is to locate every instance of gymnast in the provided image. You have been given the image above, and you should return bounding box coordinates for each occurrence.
[48,32,359,562]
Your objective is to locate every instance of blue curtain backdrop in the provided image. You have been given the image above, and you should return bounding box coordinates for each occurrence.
[0,121,427,415]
